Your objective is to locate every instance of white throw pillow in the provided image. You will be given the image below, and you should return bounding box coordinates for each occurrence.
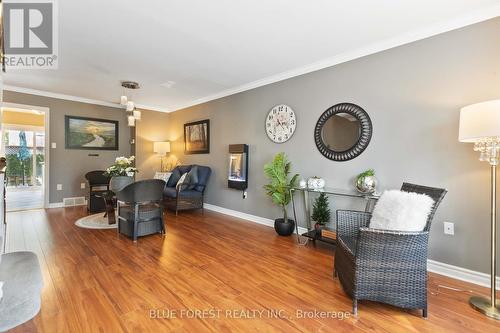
[154,172,171,183]
[176,173,187,189]
[370,190,434,231]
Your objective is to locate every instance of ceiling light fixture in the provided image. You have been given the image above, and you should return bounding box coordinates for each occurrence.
[133,110,141,120]
[121,81,140,90]
[126,101,135,112]
[127,115,135,127]
[120,81,141,127]
[120,95,128,106]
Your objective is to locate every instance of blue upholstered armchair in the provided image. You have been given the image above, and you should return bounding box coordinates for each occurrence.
[163,165,211,215]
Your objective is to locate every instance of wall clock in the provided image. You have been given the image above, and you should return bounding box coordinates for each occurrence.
[265,104,297,143]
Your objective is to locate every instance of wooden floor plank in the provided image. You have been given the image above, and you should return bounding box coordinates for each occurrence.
[4,207,500,332]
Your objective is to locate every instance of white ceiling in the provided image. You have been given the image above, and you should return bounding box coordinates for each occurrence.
[4,0,500,112]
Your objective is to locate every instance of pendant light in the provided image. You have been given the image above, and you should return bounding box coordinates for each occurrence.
[127,115,136,127]
[133,110,141,120]
[120,95,128,106]
[120,81,141,127]
[126,101,135,112]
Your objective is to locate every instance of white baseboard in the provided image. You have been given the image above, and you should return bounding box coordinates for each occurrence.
[204,203,500,289]
[47,200,87,209]
[47,202,65,208]
[427,259,500,289]
[204,203,308,234]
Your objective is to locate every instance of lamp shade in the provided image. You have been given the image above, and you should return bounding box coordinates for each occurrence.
[133,110,141,120]
[126,101,135,112]
[127,115,135,127]
[153,141,171,155]
[459,100,500,142]
[120,95,128,106]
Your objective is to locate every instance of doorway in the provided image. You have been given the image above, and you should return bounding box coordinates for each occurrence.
[0,103,50,211]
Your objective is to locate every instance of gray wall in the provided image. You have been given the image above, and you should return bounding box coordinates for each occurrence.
[168,18,500,274]
[3,91,131,203]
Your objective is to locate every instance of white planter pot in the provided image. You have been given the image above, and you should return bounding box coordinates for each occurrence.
[307,177,325,190]
[110,176,133,193]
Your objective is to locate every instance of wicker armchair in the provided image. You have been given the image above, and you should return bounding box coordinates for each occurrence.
[116,179,166,241]
[163,165,211,215]
[334,183,447,317]
[84,170,111,213]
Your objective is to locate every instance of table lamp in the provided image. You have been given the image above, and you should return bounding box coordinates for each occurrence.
[459,99,500,320]
[153,141,171,172]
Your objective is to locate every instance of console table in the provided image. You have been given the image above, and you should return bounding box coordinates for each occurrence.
[290,186,379,245]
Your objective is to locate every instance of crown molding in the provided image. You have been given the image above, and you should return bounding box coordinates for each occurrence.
[3,85,123,108]
[170,4,500,112]
[135,104,170,113]
[3,85,170,113]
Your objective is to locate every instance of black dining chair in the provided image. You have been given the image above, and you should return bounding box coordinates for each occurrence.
[84,170,111,213]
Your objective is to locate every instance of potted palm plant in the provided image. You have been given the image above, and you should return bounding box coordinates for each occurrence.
[264,153,299,236]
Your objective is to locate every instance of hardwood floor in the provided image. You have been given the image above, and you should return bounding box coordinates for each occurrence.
[4,206,500,332]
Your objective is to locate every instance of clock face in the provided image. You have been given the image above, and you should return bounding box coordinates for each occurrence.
[265,104,297,143]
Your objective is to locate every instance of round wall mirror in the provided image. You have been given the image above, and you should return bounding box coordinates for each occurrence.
[314,103,372,161]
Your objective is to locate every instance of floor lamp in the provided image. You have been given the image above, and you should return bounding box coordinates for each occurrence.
[153,141,171,172]
[459,100,500,320]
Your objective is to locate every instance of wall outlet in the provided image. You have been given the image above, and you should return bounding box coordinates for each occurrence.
[57,184,62,191]
[80,183,86,189]
[444,222,454,235]
[243,191,248,199]
[51,142,57,149]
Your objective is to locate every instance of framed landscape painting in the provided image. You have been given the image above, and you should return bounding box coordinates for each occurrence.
[184,119,210,154]
[65,116,119,150]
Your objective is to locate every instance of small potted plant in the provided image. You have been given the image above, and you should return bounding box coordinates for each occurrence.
[311,192,331,234]
[355,169,378,194]
[264,153,299,236]
[104,156,138,193]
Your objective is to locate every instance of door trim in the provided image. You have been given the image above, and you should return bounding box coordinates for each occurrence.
[1,102,50,208]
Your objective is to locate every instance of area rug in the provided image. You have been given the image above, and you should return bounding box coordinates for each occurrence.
[75,213,117,229]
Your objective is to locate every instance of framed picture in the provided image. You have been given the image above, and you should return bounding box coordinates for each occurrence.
[184,119,210,154]
[65,116,119,150]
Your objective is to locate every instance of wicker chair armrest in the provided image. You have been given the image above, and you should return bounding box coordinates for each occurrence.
[355,227,429,268]
[336,210,371,241]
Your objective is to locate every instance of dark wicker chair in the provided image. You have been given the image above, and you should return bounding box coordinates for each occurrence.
[333,183,447,317]
[84,170,111,213]
[116,179,166,241]
[163,165,211,215]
